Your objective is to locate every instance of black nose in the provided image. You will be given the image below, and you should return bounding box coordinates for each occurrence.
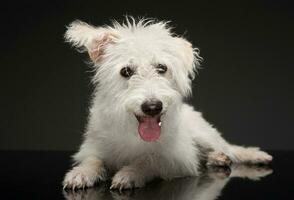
[141,100,163,116]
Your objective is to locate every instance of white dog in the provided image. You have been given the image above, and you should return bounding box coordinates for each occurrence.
[63,18,272,190]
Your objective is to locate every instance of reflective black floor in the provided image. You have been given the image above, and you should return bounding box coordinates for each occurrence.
[0,151,292,199]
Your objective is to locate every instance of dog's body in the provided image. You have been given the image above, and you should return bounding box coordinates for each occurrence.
[63,18,272,190]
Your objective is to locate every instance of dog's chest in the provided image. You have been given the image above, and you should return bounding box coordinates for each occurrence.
[101,132,199,177]
[102,134,155,169]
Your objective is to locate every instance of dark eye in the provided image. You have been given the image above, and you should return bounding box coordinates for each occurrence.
[156,64,167,74]
[120,66,134,78]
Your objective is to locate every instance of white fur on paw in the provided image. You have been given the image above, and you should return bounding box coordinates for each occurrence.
[63,165,105,190]
[207,152,232,167]
[110,167,145,191]
[245,148,273,164]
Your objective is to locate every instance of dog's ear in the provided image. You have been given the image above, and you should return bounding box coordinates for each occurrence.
[65,20,118,62]
[172,37,202,96]
[175,37,201,81]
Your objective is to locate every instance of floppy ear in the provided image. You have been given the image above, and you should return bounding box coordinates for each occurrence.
[65,20,118,62]
[171,37,202,97]
[175,37,202,80]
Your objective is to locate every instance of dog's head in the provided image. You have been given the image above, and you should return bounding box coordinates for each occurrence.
[65,18,201,142]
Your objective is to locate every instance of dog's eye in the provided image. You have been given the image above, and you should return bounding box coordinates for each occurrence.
[120,66,134,78]
[156,64,167,74]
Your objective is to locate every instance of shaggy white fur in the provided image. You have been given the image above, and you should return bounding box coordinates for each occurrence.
[63,17,272,190]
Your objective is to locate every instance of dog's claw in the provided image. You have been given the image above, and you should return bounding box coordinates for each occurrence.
[63,184,68,190]
[110,184,114,190]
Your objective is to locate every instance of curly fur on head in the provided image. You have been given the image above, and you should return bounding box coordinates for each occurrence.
[65,17,202,97]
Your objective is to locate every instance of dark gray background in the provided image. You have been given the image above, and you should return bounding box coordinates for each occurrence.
[1,0,293,151]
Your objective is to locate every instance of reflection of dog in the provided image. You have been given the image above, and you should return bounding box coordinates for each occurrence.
[63,17,272,190]
[63,165,273,199]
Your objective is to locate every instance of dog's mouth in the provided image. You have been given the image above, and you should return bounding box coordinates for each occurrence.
[135,115,162,142]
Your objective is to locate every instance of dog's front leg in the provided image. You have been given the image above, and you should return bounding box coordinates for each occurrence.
[110,155,159,191]
[63,156,106,189]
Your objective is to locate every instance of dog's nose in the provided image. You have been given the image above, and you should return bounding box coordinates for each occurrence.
[141,100,163,116]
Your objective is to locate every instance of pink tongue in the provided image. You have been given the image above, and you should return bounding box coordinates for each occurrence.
[138,117,161,142]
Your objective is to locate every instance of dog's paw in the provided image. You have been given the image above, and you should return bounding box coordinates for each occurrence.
[244,148,273,164]
[63,165,105,190]
[110,167,145,191]
[207,152,232,167]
